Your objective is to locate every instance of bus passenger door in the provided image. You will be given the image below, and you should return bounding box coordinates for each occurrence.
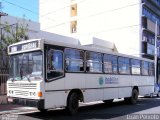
[45,49,65,109]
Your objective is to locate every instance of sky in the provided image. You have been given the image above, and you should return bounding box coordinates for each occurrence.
[0,0,39,22]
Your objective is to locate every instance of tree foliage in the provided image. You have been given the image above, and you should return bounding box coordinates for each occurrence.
[0,19,29,68]
[0,20,29,51]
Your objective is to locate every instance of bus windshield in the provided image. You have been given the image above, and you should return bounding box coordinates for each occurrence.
[9,51,43,81]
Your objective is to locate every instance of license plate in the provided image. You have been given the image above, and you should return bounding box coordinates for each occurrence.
[8,98,13,102]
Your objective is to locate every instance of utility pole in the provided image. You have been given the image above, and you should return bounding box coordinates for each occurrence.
[154,20,160,89]
[0,2,8,25]
[155,21,158,87]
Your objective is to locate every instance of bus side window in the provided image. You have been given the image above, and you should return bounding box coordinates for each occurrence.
[65,48,84,72]
[103,54,118,74]
[149,62,154,76]
[118,57,130,74]
[47,49,64,80]
[141,61,149,75]
[86,52,102,73]
[131,59,141,75]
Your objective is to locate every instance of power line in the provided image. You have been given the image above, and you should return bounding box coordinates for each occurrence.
[75,24,140,38]
[1,0,57,22]
[42,2,141,30]
[41,0,87,17]
[2,0,38,15]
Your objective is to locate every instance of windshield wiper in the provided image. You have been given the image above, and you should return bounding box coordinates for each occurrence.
[23,75,31,82]
[10,78,15,82]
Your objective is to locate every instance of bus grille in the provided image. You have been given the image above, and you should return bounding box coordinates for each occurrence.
[8,83,37,89]
[14,90,30,96]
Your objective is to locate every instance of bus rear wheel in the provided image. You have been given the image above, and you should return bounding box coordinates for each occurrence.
[130,89,139,104]
[66,92,79,115]
[157,92,160,97]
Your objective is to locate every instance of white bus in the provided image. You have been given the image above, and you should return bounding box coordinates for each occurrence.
[7,39,155,115]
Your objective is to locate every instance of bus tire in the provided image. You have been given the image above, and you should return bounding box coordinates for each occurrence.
[157,92,160,98]
[66,92,79,115]
[130,89,138,104]
[150,93,153,98]
[38,108,47,113]
[124,97,130,104]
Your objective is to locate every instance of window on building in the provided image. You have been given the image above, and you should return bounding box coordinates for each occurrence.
[118,57,130,74]
[65,48,84,72]
[142,6,160,25]
[47,49,64,80]
[142,61,149,75]
[131,59,141,75]
[103,54,118,74]
[86,52,102,73]
[71,4,77,17]
[70,21,77,33]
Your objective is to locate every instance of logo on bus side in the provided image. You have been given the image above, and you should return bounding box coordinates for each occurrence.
[98,76,119,85]
[99,77,104,86]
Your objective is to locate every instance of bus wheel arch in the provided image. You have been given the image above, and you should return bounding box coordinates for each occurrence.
[133,86,139,94]
[66,89,84,115]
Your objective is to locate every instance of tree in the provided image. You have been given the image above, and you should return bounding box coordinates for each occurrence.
[0,19,29,68]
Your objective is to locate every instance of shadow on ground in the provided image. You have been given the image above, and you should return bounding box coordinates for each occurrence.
[22,97,160,120]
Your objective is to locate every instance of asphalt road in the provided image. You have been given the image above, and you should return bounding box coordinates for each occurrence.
[5,97,160,120]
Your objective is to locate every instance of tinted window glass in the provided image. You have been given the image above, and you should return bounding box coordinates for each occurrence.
[47,50,64,80]
[149,62,154,76]
[142,61,149,75]
[65,48,84,72]
[104,54,117,74]
[118,57,130,74]
[131,59,141,75]
[86,52,102,73]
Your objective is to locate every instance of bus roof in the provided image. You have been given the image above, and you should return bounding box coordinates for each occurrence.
[42,39,154,62]
[8,38,154,62]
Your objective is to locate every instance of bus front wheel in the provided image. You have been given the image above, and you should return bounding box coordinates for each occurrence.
[66,92,79,115]
[130,89,139,104]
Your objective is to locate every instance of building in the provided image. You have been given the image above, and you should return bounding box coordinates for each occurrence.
[40,0,160,82]
[40,0,160,57]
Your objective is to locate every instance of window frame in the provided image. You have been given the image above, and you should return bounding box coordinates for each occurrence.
[103,54,118,74]
[141,61,149,76]
[118,57,130,75]
[46,49,64,81]
[131,59,141,75]
[148,62,154,76]
[65,48,84,73]
[85,51,103,73]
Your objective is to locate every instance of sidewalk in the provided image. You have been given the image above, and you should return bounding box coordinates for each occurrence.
[0,96,38,114]
[0,104,38,115]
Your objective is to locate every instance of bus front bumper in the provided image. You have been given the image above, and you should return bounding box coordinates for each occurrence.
[7,97,44,109]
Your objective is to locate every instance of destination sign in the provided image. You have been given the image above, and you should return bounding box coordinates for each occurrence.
[9,41,39,53]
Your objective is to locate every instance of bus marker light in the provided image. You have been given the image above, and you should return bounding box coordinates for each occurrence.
[38,92,42,97]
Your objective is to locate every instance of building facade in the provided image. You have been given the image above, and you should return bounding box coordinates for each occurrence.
[40,0,160,57]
